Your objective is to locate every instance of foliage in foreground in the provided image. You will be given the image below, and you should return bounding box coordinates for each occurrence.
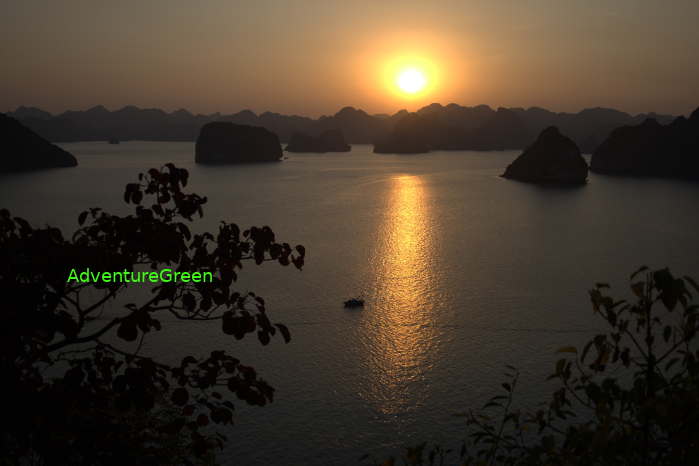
[368,267,699,466]
[1,164,305,465]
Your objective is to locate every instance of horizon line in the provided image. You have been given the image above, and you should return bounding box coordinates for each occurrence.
[4,102,685,121]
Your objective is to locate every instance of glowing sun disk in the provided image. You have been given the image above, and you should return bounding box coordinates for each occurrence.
[396,68,427,94]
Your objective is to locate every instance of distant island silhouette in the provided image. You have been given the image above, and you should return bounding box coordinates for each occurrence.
[6,103,675,154]
[7,103,697,180]
[502,126,588,184]
[195,122,283,164]
[285,129,351,153]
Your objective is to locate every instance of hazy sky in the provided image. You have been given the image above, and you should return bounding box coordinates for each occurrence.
[2,0,698,117]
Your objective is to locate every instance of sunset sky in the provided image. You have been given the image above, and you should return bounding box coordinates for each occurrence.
[2,0,698,117]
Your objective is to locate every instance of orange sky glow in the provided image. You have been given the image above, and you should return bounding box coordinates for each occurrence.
[2,1,698,117]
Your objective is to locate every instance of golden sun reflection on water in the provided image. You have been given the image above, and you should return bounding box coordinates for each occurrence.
[360,175,440,416]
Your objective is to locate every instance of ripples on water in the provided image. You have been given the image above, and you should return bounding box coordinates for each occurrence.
[2,142,699,465]
[361,175,439,417]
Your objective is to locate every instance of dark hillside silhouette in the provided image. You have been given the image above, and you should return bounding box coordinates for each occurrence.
[373,113,434,153]
[374,107,533,153]
[591,106,699,180]
[8,104,674,153]
[285,129,351,153]
[470,107,530,150]
[0,114,77,172]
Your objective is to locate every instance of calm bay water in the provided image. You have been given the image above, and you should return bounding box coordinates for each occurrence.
[2,142,699,465]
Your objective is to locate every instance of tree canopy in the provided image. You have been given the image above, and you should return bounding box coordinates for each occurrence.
[1,163,305,464]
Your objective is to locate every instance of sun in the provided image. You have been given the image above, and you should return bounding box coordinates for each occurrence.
[396,68,427,94]
[380,54,439,100]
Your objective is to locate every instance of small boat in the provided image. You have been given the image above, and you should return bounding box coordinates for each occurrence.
[108,138,120,144]
[344,298,364,308]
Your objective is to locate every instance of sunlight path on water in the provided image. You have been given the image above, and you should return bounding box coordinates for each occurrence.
[359,175,442,419]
